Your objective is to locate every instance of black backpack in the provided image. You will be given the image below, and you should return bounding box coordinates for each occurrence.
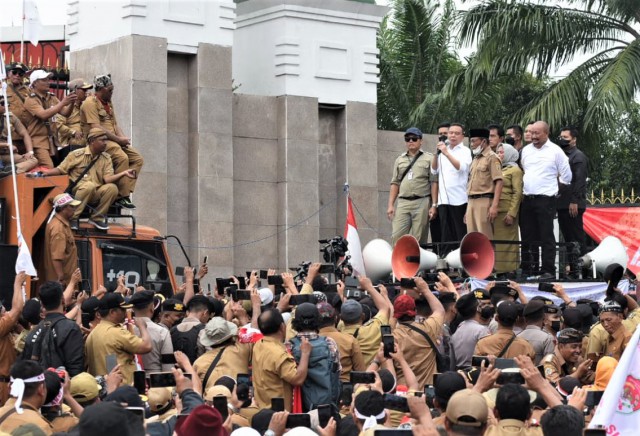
[170,324,205,363]
[24,317,66,369]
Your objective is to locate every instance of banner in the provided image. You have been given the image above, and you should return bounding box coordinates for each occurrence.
[589,325,640,434]
[23,0,43,47]
[584,206,640,275]
[344,196,365,277]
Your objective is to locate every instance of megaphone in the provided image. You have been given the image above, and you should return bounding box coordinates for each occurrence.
[391,235,438,278]
[579,236,628,277]
[442,232,495,279]
[362,239,393,281]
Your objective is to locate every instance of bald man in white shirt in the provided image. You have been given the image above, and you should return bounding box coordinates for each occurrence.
[519,121,572,279]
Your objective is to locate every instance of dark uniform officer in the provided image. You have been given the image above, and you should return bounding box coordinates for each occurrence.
[518,300,555,365]
[543,328,593,385]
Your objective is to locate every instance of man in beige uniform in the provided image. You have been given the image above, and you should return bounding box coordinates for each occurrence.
[387,127,437,245]
[0,96,37,175]
[80,74,143,209]
[475,301,535,360]
[44,193,80,284]
[37,128,135,230]
[4,62,31,153]
[466,128,503,238]
[542,328,593,385]
[22,70,77,168]
[56,78,93,160]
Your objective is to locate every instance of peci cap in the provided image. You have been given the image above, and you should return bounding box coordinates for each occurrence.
[53,193,81,208]
[445,389,488,427]
[341,299,363,323]
[496,300,519,323]
[393,294,416,319]
[556,328,583,344]
[68,78,93,92]
[99,292,132,311]
[70,372,102,402]
[469,128,490,139]
[87,127,107,142]
[129,290,155,308]
[523,300,546,318]
[404,127,422,138]
[199,317,238,348]
[29,69,53,82]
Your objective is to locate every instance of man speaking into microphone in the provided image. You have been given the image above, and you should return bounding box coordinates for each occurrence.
[387,127,437,245]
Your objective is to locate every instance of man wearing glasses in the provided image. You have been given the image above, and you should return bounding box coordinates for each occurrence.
[387,127,437,245]
[4,62,31,153]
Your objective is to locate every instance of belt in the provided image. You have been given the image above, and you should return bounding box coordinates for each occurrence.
[0,376,9,383]
[398,195,427,201]
[469,193,494,199]
[524,194,555,199]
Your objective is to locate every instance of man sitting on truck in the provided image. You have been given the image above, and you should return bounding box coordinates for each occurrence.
[33,127,136,230]
[0,96,38,177]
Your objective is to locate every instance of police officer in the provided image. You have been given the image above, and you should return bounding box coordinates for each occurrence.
[474,301,535,360]
[56,78,93,161]
[518,300,555,365]
[466,128,503,238]
[543,328,593,385]
[542,304,562,340]
[451,293,491,369]
[387,127,436,245]
[131,291,174,374]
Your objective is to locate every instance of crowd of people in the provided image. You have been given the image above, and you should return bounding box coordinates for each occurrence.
[1,62,143,229]
[0,258,636,436]
[387,123,588,279]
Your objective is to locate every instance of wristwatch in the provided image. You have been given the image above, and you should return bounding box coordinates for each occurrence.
[431,204,438,208]
[265,430,276,436]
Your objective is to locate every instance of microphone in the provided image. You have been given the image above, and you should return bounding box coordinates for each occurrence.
[438,139,449,155]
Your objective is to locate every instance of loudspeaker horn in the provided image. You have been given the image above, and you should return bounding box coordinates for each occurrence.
[362,239,393,281]
[391,235,438,278]
[443,232,495,279]
[579,236,628,277]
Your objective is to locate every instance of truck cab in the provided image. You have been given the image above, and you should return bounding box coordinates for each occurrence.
[0,173,178,302]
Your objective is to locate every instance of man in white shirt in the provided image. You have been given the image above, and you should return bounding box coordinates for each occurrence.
[519,121,572,279]
[431,123,472,254]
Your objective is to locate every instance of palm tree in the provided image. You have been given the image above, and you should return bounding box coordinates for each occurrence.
[453,0,640,149]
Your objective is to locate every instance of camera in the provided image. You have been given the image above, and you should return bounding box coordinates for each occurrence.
[319,236,349,264]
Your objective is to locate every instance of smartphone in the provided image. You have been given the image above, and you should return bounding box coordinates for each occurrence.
[583,429,606,436]
[149,372,192,388]
[494,358,517,369]
[237,373,252,387]
[216,277,232,291]
[345,289,366,300]
[237,276,246,289]
[432,373,441,386]
[106,354,117,374]
[175,266,185,276]
[538,282,556,293]
[260,270,269,279]
[383,393,410,413]
[230,289,252,301]
[497,371,525,385]
[471,355,490,368]
[289,294,316,305]
[323,283,338,293]
[317,404,332,428]
[271,397,285,412]
[286,413,311,429]
[350,371,376,384]
[424,384,435,408]
[203,255,208,264]
[319,264,335,274]
[400,278,416,288]
[586,390,604,408]
[133,370,146,395]
[381,325,392,336]
[213,396,229,421]
[268,275,284,286]
[494,281,510,287]
[246,271,253,279]
[126,406,145,424]
[382,334,395,358]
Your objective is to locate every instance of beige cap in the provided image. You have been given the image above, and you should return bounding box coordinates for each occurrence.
[204,385,231,402]
[445,389,488,427]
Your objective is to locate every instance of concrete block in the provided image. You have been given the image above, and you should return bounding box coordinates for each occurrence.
[277,181,319,226]
[168,53,190,87]
[277,96,319,141]
[132,171,168,233]
[277,224,321,269]
[196,43,232,90]
[197,88,233,134]
[318,110,337,145]
[378,149,401,191]
[132,35,168,84]
[131,81,168,132]
[318,141,336,184]
[233,224,279,271]
[167,87,189,133]
[234,180,278,226]
[166,220,190,267]
[232,94,278,139]
[195,132,234,178]
[195,221,234,271]
[167,132,189,178]
[132,126,167,174]
[348,186,378,238]
[276,139,318,184]
[167,176,189,223]
[346,143,377,188]
[318,183,339,236]
[233,137,278,182]
[377,130,405,152]
[378,194,393,242]
[197,176,234,223]
[345,102,377,145]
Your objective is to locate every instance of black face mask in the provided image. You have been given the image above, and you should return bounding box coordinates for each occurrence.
[557,138,572,149]
[480,306,495,320]
[505,136,516,146]
[551,320,561,332]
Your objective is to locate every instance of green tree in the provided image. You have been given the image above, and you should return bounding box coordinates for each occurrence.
[454,0,640,153]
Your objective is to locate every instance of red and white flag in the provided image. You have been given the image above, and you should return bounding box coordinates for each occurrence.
[589,325,640,434]
[344,196,365,277]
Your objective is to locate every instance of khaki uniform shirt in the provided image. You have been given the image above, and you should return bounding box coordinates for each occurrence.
[0,113,23,143]
[43,214,78,283]
[543,348,580,385]
[85,320,144,384]
[50,412,79,433]
[0,399,53,435]
[57,147,114,186]
[517,325,555,365]
[341,311,390,366]
[56,103,85,146]
[604,325,631,361]
[393,314,444,386]
[484,419,543,436]
[0,310,20,405]
[587,309,640,356]
[133,317,174,374]
[319,326,365,382]
[251,336,298,411]
[80,95,119,137]
[5,84,30,138]
[497,165,524,216]
[474,328,536,360]
[193,341,252,392]
[23,92,61,149]
[390,150,435,198]
[468,148,503,195]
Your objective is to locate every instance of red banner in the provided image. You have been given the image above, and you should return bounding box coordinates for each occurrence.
[583,206,640,275]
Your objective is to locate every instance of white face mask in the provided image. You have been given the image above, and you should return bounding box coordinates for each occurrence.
[472,145,483,155]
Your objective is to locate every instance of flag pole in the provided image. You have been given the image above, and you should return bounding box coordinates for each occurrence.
[20,0,26,63]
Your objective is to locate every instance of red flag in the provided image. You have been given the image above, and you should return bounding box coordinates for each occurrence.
[344,196,365,277]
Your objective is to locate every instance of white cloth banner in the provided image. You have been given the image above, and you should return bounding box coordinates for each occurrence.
[16,232,38,277]
[589,324,640,433]
[24,0,43,46]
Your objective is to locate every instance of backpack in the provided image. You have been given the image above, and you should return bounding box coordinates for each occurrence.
[290,335,341,412]
[24,317,66,369]
[170,324,205,363]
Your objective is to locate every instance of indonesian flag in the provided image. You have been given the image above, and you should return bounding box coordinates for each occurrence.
[589,325,640,433]
[344,196,365,277]
[16,232,38,277]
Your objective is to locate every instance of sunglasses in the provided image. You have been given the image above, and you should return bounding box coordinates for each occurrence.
[10,69,25,76]
[405,136,421,143]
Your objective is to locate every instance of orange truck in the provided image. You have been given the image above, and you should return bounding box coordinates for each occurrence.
[0,173,179,301]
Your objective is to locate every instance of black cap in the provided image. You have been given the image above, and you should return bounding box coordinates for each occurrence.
[604,263,624,291]
[469,128,490,139]
[162,298,185,313]
[497,301,519,323]
[434,371,467,403]
[523,300,546,317]
[472,288,490,301]
[129,290,154,308]
[544,304,560,314]
[99,293,132,310]
[557,328,583,344]
[294,302,320,328]
[562,307,583,330]
[22,299,42,325]
[6,62,28,73]
[514,303,525,317]
[404,127,423,137]
[531,295,554,305]
[455,293,478,318]
[81,296,101,314]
